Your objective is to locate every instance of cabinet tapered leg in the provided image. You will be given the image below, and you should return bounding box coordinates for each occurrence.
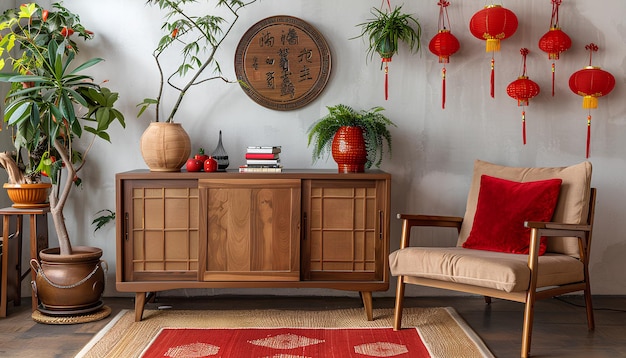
[361,291,373,321]
[135,292,147,322]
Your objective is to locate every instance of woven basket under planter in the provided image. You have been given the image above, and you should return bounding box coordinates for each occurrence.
[331,126,367,173]
[3,183,52,208]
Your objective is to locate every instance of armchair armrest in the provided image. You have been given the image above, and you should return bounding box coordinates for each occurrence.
[396,214,464,249]
[397,214,464,228]
[524,220,593,293]
[524,221,591,238]
[525,220,592,264]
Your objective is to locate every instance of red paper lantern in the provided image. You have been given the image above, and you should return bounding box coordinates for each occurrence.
[507,49,540,145]
[429,30,460,64]
[538,0,572,96]
[568,43,615,158]
[469,4,518,98]
[539,29,571,60]
[429,1,460,109]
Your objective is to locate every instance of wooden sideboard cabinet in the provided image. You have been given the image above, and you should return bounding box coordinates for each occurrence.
[116,170,391,321]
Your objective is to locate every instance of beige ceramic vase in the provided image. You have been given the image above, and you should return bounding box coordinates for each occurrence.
[140,122,191,172]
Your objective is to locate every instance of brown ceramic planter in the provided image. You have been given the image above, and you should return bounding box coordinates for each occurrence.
[31,246,106,315]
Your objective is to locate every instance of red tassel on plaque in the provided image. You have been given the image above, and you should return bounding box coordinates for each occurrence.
[428,1,460,109]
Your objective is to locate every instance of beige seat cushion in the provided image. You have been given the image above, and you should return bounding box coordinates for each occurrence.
[457,160,592,257]
[389,247,584,292]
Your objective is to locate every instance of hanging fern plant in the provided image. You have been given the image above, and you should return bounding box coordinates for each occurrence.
[355,5,422,61]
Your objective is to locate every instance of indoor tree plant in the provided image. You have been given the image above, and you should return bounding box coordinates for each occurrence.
[307,104,396,173]
[0,3,125,314]
[354,5,421,99]
[136,0,256,171]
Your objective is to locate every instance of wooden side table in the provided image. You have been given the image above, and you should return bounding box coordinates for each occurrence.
[0,206,50,317]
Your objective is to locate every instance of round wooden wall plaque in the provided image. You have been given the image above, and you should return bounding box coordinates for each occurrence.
[234,15,332,111]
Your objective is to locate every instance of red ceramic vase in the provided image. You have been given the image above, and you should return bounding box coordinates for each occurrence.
[331,126,367,173]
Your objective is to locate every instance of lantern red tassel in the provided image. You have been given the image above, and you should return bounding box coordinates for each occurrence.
[568,43,615,158]
[506,48,540,145]
[522,110,527,144]
[382,57,391,100]
[429,1,460,109]
[586,115,591,159]
[470,4,518,98]
[538,0,571,96]
[442,67,446,109]
[490,58,495,98]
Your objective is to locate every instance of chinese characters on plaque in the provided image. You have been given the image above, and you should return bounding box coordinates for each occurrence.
[235,16,332,111]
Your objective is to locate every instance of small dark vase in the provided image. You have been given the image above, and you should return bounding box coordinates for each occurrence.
[211,130,229,171]
[331,126,367,173]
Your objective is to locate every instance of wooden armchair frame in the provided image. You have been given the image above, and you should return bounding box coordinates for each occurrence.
[392,188,596,358]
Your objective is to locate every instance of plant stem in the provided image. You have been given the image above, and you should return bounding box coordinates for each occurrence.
[162,0,257,123]
[50,138,77,255]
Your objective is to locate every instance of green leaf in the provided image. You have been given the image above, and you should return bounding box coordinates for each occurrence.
[91,209,115,232]
[5,101,31,126]
[70,57,104,74]
[137,98,158,117]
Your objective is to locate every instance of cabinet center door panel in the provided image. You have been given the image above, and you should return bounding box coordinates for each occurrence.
[199,179,301,281]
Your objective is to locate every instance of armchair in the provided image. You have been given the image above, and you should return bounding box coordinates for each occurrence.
[389,160,595,358]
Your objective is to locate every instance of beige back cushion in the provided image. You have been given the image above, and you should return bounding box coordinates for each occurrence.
[457,160,592,257]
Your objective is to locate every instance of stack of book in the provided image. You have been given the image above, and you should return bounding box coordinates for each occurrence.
[239,146,282,173]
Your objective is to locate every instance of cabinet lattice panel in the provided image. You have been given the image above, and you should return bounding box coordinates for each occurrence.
[130,186,199,273]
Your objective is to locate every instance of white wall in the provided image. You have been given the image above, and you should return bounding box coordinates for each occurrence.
[8,1,625,297]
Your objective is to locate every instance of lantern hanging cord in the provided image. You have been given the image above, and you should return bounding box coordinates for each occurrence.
[585,43,598,66]
[437,1,452,31]
[380,0,391,11]
[550,0,563,29]
[519,48,529,76]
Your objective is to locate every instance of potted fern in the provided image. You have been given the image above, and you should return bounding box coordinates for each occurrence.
[0,3,125,316]
[307,104,396,173]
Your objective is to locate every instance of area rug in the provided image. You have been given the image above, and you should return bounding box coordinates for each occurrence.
[75,307,494,358]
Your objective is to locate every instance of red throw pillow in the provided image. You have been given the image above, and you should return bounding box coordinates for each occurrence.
[462,175,562,255]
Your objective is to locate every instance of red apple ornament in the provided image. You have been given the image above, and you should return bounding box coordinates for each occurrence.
[204,157,218,172]
[186,158,203,172]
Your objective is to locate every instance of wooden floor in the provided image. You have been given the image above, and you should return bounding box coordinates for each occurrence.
[0,294,624,357]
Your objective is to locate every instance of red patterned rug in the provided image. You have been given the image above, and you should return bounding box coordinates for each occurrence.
[76,307,494,357]
[141,327,429,357]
